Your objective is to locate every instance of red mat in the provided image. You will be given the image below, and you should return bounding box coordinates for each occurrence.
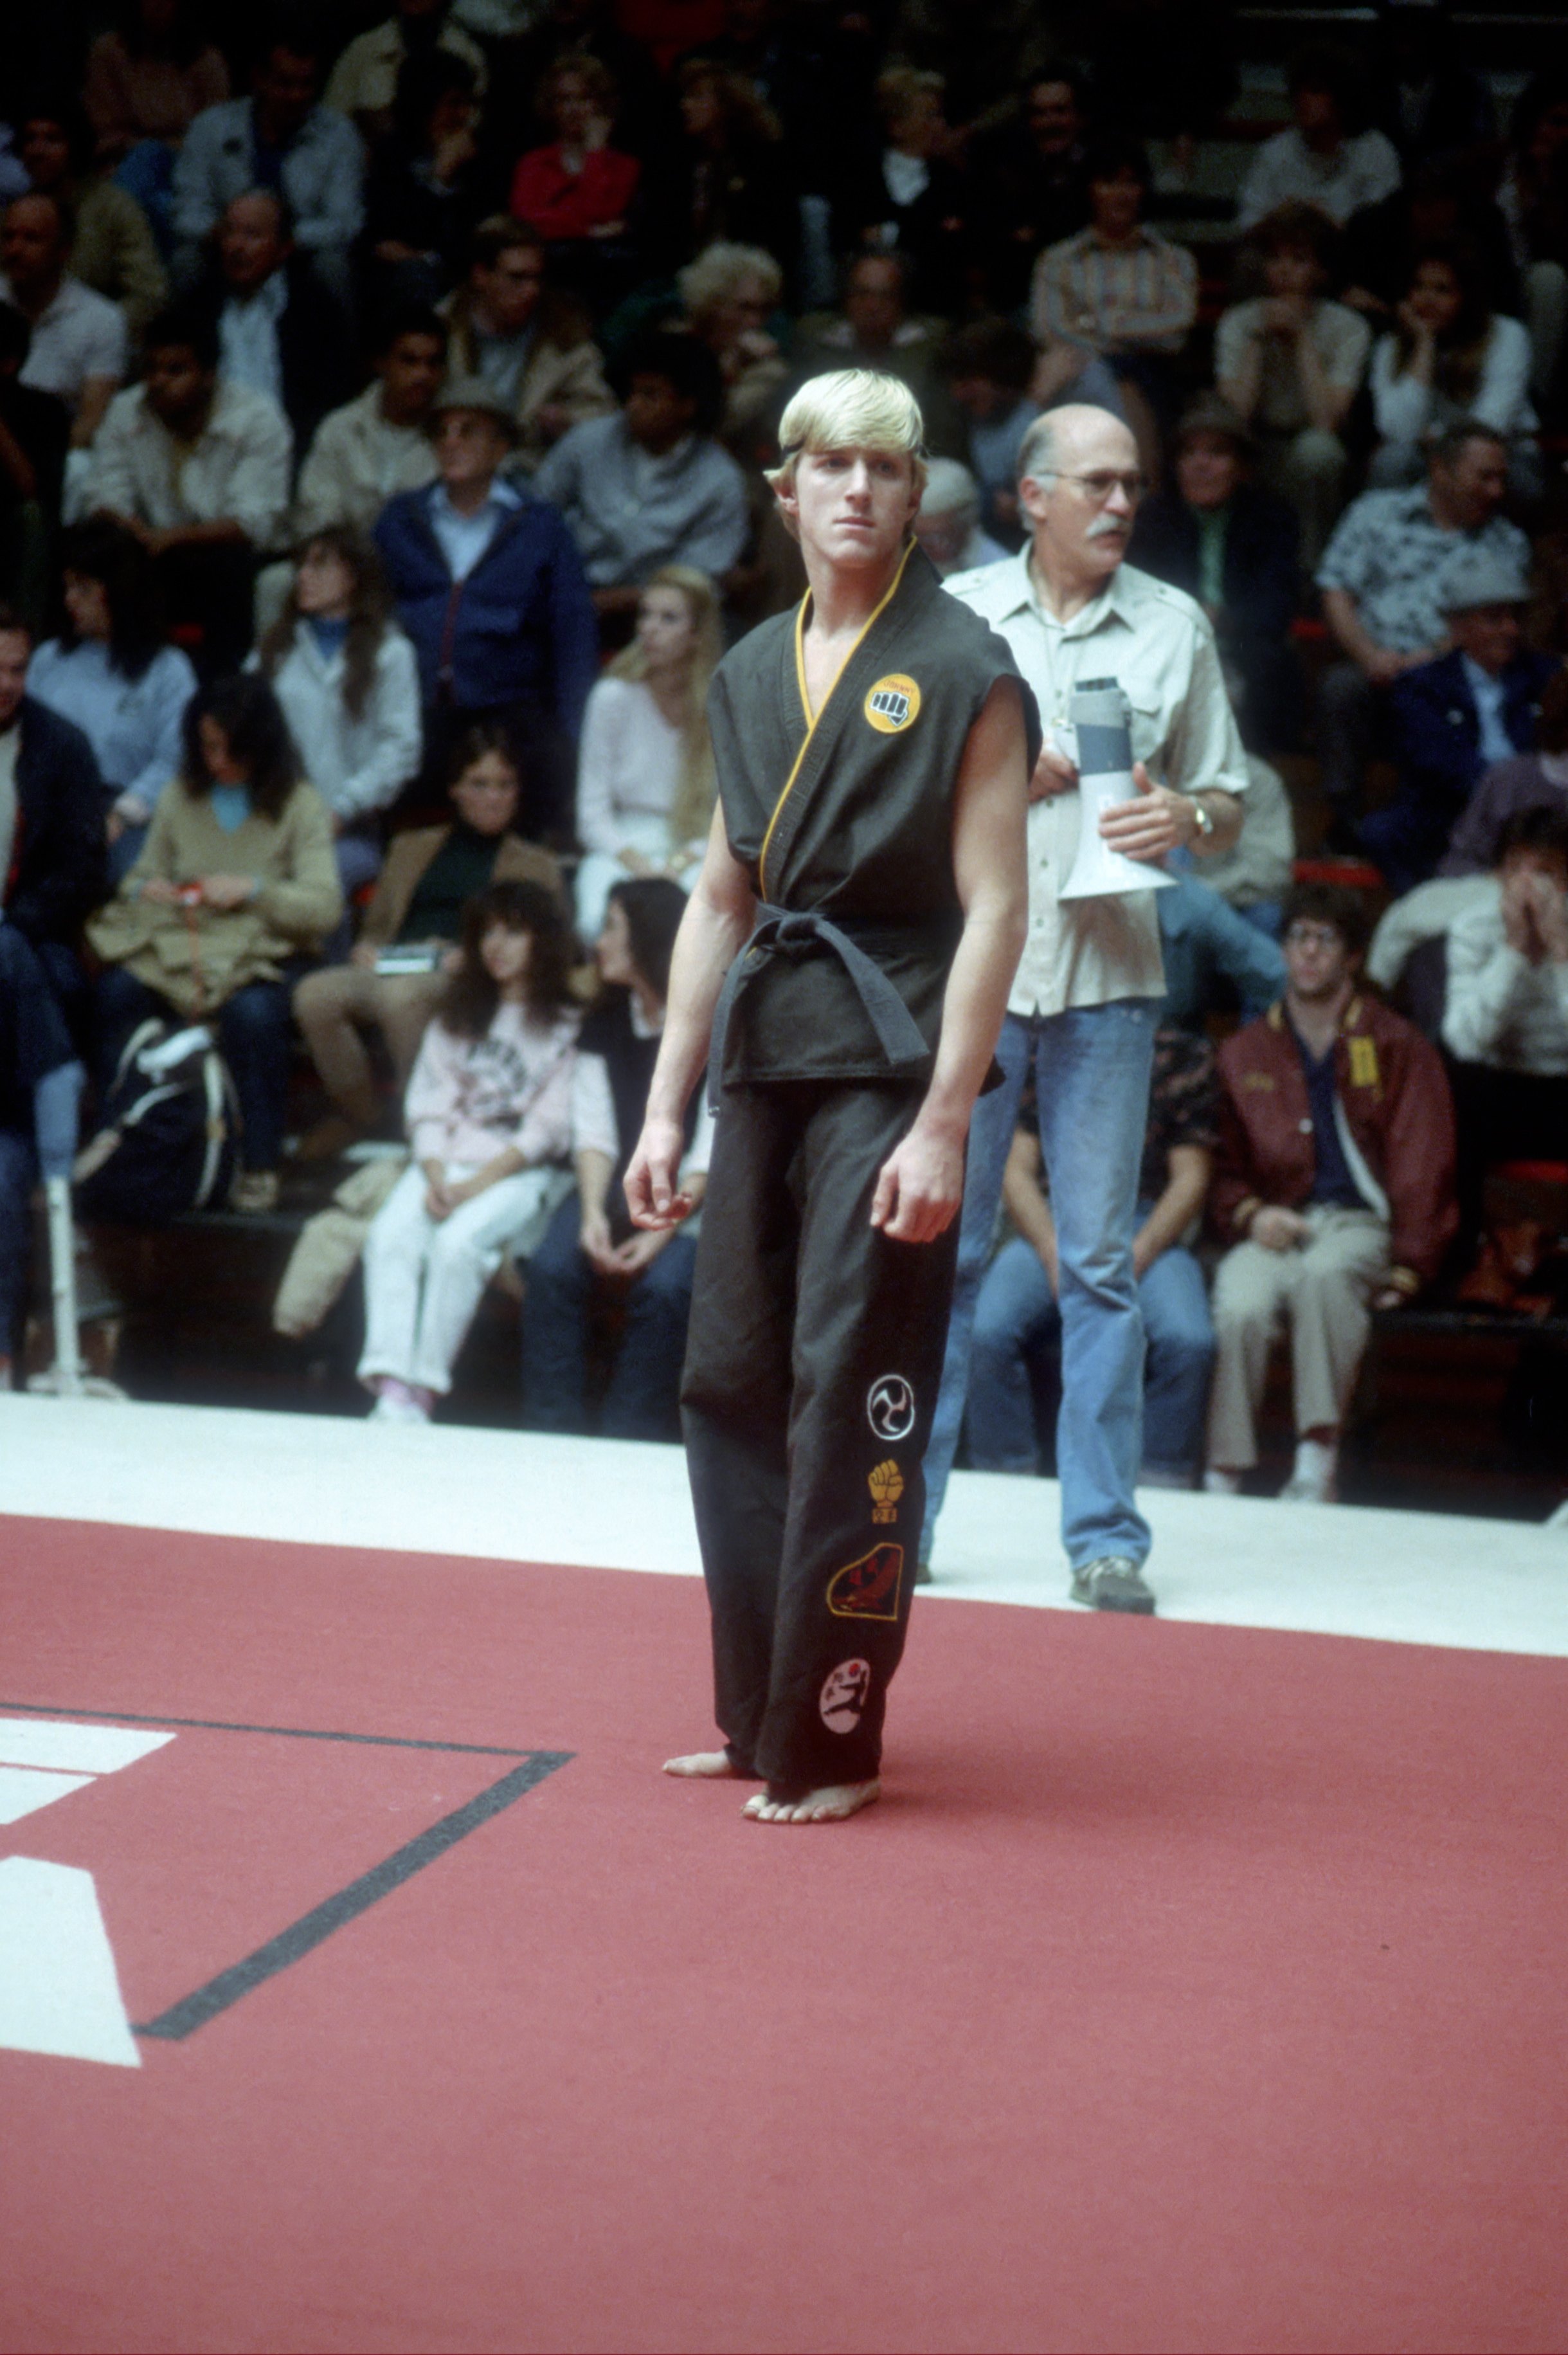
[1,1511,1565,2355]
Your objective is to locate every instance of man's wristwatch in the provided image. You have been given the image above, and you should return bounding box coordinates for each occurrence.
[1188,797,1214,844]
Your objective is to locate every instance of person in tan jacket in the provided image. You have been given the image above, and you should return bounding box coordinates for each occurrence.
[88,671,343,1210]
[292,722,561,1152]
[438,217,612,471]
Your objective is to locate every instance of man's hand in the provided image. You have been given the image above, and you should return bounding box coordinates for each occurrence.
[1362,644,1416,687]
[579,1204,620,1273]
[1028,736,1077,803]
[1372,1283,1407,1311]
[199,873,257,911]
[1251,1205,1310,1251]
[1099,761,1194,862]
[625,1113,696,1230]
[609,1227,671,1274]
[870,1116,965,1243]
[140,877,183,904]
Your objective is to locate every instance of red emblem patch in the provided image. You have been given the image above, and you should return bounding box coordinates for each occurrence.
[825,1542,904,1623]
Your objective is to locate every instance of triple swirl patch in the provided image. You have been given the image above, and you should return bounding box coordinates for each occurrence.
[864,674,921,734]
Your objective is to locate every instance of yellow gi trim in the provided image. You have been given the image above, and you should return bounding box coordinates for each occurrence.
[757,541,915,900]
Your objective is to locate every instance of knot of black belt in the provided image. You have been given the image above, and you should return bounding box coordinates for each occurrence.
[707,903,931,1111]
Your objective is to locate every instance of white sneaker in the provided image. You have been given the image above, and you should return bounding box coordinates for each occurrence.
[1281,1438,1338,1502]
[368,1390,428,1424]
[1203,1468,1243,1496]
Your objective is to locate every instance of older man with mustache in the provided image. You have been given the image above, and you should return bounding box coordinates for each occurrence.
[926,403,1250,1614]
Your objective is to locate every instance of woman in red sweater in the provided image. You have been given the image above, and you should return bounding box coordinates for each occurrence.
[510,59,640,248]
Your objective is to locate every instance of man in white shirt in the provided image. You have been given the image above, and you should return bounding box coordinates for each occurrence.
[324,0,487,135]
[293,305,445,539]
[0,193,126,450]
[930,403,1248,1612]
[1238,48,1402,230]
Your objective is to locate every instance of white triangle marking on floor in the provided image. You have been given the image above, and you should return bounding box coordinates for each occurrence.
[0,1856,141,2067]
[0,1721,175,1775]
[0,1767,97,1826]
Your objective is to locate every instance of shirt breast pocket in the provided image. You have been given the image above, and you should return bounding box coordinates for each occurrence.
[1126,698,1165,775]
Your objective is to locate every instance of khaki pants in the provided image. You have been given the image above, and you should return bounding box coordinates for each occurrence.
[293,963,446,1127]
[1207,1205,1389,1470]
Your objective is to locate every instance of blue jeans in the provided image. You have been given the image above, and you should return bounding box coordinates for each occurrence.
[922,998,1161,1568]
[968,1224,1215,1482]
[521,1187,697,1440]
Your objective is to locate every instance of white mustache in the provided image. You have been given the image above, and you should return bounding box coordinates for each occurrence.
[1085,513,1128,541]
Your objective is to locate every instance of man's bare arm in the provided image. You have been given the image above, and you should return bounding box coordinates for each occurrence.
[870,677,1029,1244]
[625,800,755,1228]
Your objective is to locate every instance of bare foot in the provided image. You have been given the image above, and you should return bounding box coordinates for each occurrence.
[663,1750,746,1778]
[743,1779,881,1824]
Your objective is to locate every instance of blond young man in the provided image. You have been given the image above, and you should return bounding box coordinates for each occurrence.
[626,371,1035,1824]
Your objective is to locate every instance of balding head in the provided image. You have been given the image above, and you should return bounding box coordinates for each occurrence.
[1018,402,1143,602]
[219,189,292,296]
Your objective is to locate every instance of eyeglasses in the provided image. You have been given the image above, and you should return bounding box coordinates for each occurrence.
[1284,922,1342,949]
[1048,469,1149,503]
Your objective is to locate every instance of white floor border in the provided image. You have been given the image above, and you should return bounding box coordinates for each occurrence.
[1,1393,1565,1659]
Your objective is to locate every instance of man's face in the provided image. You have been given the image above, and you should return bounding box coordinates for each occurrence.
[1090,166,1142,239]
[1,197,67,295]
[1020,410,1143,583]
[379,331,446,421]
[0,628,29,731]
[844,259,903,350]
[1176,430,1240,512]
[434,407,509,492]
[1448,601,1522,675]
[253,46,319,140]
[1433,438,1509,531]
[1027,79,1080,156]
[144,341,213,427]
[471,246,543,336]
[781,444,921,573]
[17,119,71,192]
[1283,914,1355,1000]
[219,193,289,295]
[1293,80,1342,143]
[624,371,695,453]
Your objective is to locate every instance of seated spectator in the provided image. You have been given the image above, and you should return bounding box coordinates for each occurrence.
[84,0,231,170]
[255,529,422,902]
[0,605,106,1023]
[1214,204,1369,571]
[1442,664,1568,875]
[1368,548,1556,893]
[374,375,598,830]
[359,877,578,1422]
[0,192,127,450]
[1315,419,1527,826]
[82,304,293,678]
[1495,68,1568,419]
[1190,749,1297,934]
[968,69,1092,315]
[575,565,719,939]
[834,65,965,316]
[1341,158,1519,333]
[197,190,354,460]
[534,331,748,622]
[16,96,168,338]
[293,305,444,540]
[1206,884,1457,1504]
[440,215,613,473]
[943,316,1122,549]
[790,253,957,447]
[1368,242,1539,500]
[1237,45,1402,232]
[87,671,342,1211]
[1158,870,1287,1031]
[1031,136,1198,432]
[0,304,69,625]
[26,517,195,878]
[360,52,487,314]
[1442,805,1568,1244]
[0,926,85,1387]
[644,60,792,276]
[172,11,364,304]
[1129,395,1302,751]
[509,60,640,258]
[914,459,1007,579]
[521,876,706,1437]
[675,242,786,450]
[965,1033,1218,1491]
[323,0,487,145]
[293,724,561,1149]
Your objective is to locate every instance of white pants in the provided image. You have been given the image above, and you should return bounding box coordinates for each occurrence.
[574,815,691,944]
[358,1158,566,1394]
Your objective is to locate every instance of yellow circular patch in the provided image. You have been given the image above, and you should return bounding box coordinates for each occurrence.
[864,674,922,734]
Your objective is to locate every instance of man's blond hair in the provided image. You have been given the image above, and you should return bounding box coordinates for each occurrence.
[766,370,928,500]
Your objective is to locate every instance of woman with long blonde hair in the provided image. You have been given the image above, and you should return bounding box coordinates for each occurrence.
[573,563,722,940]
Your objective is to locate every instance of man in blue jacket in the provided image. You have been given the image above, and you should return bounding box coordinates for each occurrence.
[374,376,599,839]
[1365,546,1557,895]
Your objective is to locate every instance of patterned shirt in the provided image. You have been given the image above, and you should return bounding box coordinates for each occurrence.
[1031,226,1198,358]
[1139,1023,1220,1202]
[1316,485,1531,656]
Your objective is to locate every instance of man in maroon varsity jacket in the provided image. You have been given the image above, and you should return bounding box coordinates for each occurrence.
[1205,880,1456,1503]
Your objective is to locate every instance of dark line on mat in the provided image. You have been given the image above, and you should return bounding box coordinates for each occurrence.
[134,1750,573,2041]
[0,1700,532,1756]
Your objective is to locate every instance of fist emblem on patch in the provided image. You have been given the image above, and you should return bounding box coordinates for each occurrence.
[868,1459,904,1523]
[820,1657,872,1732]
[864,673,921,734]
[827,1542,904,1622]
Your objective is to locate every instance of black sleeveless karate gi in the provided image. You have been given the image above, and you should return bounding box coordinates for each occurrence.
[681,543,1038,1790]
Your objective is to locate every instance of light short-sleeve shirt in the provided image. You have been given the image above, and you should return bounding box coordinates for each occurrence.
[1317,486,1532,655]
[1214,298,1371,436]
[946,552,1250,1018]
[1,273,127,415]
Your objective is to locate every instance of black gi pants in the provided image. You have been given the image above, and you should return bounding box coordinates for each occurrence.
[681,1077,960,1790]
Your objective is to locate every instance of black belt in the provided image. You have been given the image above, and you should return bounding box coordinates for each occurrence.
[707,904,942,1110]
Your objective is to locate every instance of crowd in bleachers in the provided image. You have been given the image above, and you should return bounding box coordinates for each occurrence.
[1,0,1567,1491]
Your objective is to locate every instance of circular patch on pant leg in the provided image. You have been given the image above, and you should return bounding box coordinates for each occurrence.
[820,1659,872,1734]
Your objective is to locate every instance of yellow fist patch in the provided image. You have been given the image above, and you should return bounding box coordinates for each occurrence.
[869,1459,905,1524]
[865,674,921,734]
